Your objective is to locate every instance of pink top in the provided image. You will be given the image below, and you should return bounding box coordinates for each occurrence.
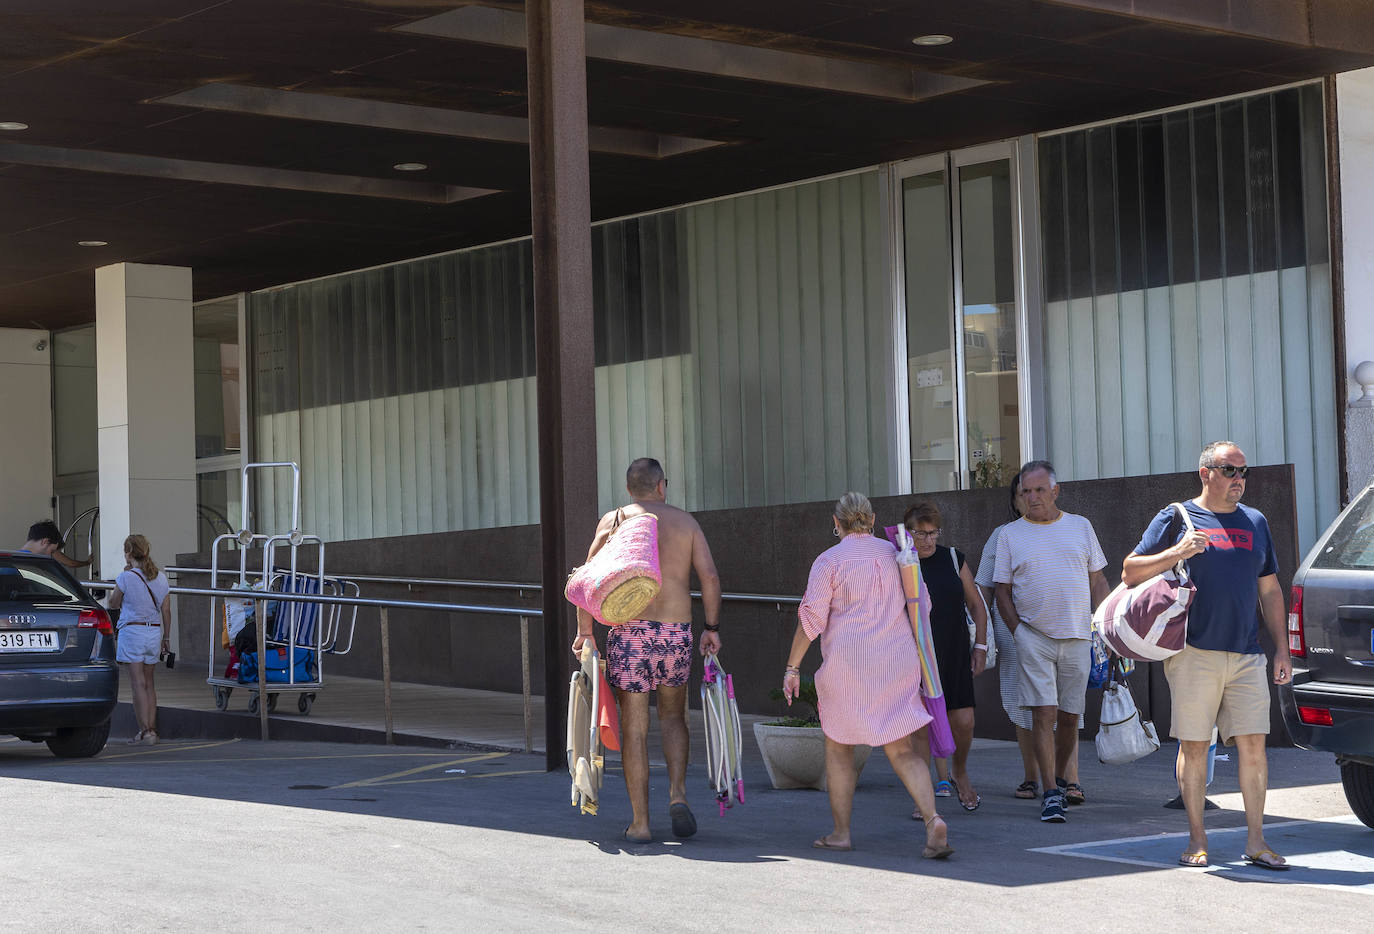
[799,533,931,746]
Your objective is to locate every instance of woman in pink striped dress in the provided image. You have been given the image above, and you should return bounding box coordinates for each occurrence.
[783,492,952,859]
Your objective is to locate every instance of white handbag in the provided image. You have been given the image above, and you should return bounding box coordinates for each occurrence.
[954,549,996,669]
[1095,678,1159,765]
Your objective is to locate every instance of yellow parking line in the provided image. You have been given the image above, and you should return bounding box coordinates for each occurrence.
[97,738,242,760]
[372,768,546,786]
[333,751,508,788]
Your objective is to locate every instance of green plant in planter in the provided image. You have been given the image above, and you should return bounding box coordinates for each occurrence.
[972,454,1007,489]
[767,678,821,728]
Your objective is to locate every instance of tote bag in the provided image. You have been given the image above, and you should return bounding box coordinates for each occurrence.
[1094,674,1160,765]
[565,510,662,624]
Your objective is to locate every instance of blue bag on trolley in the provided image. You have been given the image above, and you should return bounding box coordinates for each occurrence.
[238,646,316,684]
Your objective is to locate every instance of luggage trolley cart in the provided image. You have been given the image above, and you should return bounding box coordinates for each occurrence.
[206,462,355,715]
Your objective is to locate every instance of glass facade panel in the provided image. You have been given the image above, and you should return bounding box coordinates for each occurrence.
[196,469,242,552]
[52,326,97,478]
[902,170,957,492]
[1038,84,1338,550]
[959,160,1020,489]
[249,170,893,540]
[193,297,241,459]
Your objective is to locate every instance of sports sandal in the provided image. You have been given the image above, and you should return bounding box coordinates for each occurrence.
[1014,780,1038,799]
[934,780,953,798]
[1058,780,1085,805]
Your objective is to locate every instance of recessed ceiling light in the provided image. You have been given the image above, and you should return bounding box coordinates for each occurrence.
[0,122,28,131]
[392,162,428,172]
[77,240,108,247]
[912,34,953,46]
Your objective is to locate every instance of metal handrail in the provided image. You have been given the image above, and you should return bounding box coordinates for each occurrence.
[85,580,538,752]
[163,566,803,607]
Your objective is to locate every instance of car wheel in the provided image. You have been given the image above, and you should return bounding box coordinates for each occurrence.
[45,720,111,758]
[1341,760,1374,829]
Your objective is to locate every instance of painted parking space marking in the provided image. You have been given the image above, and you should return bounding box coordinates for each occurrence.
[88,738,243,760]
[1031,817,1374,894]
[332,751,510,788]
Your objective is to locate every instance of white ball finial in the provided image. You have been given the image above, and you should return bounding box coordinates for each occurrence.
[1354,360,1374,407]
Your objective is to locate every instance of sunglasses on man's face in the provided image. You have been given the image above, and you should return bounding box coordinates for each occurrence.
[1208,464,1250,479]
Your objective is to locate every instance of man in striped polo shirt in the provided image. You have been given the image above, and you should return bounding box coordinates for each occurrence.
[994,460,1110,823]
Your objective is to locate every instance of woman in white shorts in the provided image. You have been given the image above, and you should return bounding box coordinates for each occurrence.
[107,534,171,745]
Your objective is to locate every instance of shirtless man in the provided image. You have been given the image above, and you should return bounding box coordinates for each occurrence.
[572,457,722,843]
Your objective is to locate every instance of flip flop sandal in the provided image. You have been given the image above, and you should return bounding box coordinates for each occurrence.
[1014,780,1038,799]
[812,837,853,852]
[1243,849,1289,871]
[622,828,652,844]
[1178,850,1208,867]
[950,778,981,812]
[921,816,953,859]
[668,802,697,838]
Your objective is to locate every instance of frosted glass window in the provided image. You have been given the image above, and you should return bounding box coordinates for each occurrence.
[1039,85,1338,550]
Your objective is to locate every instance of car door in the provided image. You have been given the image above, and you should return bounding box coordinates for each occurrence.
[1299,485,1374,689]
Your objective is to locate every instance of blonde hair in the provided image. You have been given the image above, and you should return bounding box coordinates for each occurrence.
[834,492,875,535]
[124,534,159,580]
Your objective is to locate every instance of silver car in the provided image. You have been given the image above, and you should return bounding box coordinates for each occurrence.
[0,551,118,757]
[1279,482,1374,828]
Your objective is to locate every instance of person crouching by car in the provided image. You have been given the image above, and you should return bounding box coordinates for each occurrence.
[107,534,170,745]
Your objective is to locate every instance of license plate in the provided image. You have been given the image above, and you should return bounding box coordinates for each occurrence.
[0,630,59,652]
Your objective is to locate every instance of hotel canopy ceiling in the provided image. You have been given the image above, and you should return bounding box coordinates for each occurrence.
[3,0,1374,328]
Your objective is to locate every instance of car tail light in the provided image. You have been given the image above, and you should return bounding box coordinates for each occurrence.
[1287,585,1305,658]
[78,607,113,635]
[1297,705,1333,726]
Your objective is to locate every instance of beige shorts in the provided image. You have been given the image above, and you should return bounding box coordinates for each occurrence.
[1014,624,1089,716]
[1163,644,1270,744]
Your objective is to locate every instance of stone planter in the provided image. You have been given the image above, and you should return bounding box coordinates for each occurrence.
[752,722,872,790]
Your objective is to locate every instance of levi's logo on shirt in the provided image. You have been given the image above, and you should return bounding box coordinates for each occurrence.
[1206,529,1252,550]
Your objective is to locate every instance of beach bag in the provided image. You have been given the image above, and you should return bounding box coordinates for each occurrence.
[1095,673,1159,765]
[1093,503,1196,662]
[1087,631,1111,689]
[953,549,996,670]
[565,509,662,624]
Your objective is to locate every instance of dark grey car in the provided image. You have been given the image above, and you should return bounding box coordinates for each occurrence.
[1279,482,1374,828]
[0,551,118,757]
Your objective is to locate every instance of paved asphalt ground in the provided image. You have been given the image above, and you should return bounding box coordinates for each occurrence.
[3,727,1371,933]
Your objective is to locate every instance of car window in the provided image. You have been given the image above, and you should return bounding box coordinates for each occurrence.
[1313,486,1374,571]
[0,556,82,602]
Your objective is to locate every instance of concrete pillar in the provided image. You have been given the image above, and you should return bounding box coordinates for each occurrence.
[0,329,54,544]
[95,263,197,576]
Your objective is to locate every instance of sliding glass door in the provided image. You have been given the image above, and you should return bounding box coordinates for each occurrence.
[898,143,1025,492]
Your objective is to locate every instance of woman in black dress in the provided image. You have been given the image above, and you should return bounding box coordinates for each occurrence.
[905,501,988,812]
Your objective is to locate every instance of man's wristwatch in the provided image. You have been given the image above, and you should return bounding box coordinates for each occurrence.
[703,622,720,632]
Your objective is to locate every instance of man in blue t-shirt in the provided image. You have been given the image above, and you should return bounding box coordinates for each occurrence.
[1123,441,1291,871]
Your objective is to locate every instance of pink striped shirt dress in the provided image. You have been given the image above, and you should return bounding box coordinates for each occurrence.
[798,533,932,746]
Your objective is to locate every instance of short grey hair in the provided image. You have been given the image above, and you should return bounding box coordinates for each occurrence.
[834,492,875,534]
[1018,459,1057,486]
[1199,440,1239,471]
[626,457,665,497]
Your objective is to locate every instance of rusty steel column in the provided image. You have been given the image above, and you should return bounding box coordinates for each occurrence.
[527,0,597,772]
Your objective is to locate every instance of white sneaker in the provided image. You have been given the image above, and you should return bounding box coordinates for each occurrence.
[142,730,159,746]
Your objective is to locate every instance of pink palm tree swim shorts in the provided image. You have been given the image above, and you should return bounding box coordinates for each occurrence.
[605,620,693,692]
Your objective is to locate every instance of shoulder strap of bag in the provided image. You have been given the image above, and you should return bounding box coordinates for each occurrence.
[1169,502,1198,577]
[132,568,162,612]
